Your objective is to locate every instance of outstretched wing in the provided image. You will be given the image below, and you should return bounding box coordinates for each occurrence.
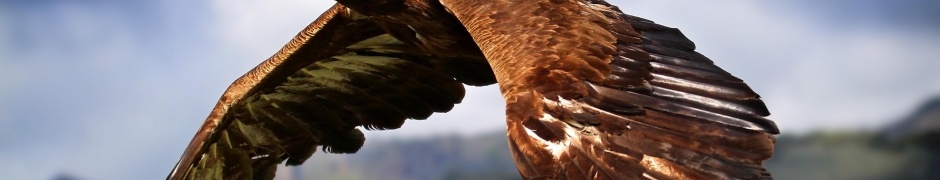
[439,0,778,179]
[167,4,494,180]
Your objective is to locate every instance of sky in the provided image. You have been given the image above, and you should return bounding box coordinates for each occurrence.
[2,0,939,179]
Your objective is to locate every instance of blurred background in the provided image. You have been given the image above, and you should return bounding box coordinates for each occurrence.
[2,0,939,179]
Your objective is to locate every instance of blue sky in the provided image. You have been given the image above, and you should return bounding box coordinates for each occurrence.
[1,0,939,179]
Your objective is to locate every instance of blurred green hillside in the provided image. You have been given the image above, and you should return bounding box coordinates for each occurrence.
[288,97,940,180]
[294,133,519,180]
[766,96,940,180]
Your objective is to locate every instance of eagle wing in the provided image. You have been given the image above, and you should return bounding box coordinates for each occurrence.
[167,4,494,180]
[170,0,780,179]
[439,0,779,179]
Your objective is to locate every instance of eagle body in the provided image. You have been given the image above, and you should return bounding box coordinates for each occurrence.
[168,0,779,179]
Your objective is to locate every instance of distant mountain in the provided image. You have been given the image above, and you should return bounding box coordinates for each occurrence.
[883,96,940,147]
[288,96,940,180]
[294,132,519,180]
[50,173,83,180]
[767,96,940,180]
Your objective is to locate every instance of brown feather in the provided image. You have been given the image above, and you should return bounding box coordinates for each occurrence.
[169,0,779,179]
[441,0,777,179]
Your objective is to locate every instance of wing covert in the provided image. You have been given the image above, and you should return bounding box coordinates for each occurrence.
[439,0,778,179]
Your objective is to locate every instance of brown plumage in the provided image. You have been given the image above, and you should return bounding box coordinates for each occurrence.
[168,0,779,179]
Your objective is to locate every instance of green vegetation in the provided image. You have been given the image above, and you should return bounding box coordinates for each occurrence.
[767,131,937,180]
[288,130,938,180]
[296,133,519,180]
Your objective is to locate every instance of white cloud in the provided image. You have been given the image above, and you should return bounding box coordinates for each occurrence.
[0,6,10,56]
[0,4,158,180]
[0,6,14,140]
[207,0,334,61]
[0,1,228,179]
[780,29,940,132]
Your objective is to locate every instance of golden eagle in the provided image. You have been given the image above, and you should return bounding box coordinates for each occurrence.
[168,0,778,179]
